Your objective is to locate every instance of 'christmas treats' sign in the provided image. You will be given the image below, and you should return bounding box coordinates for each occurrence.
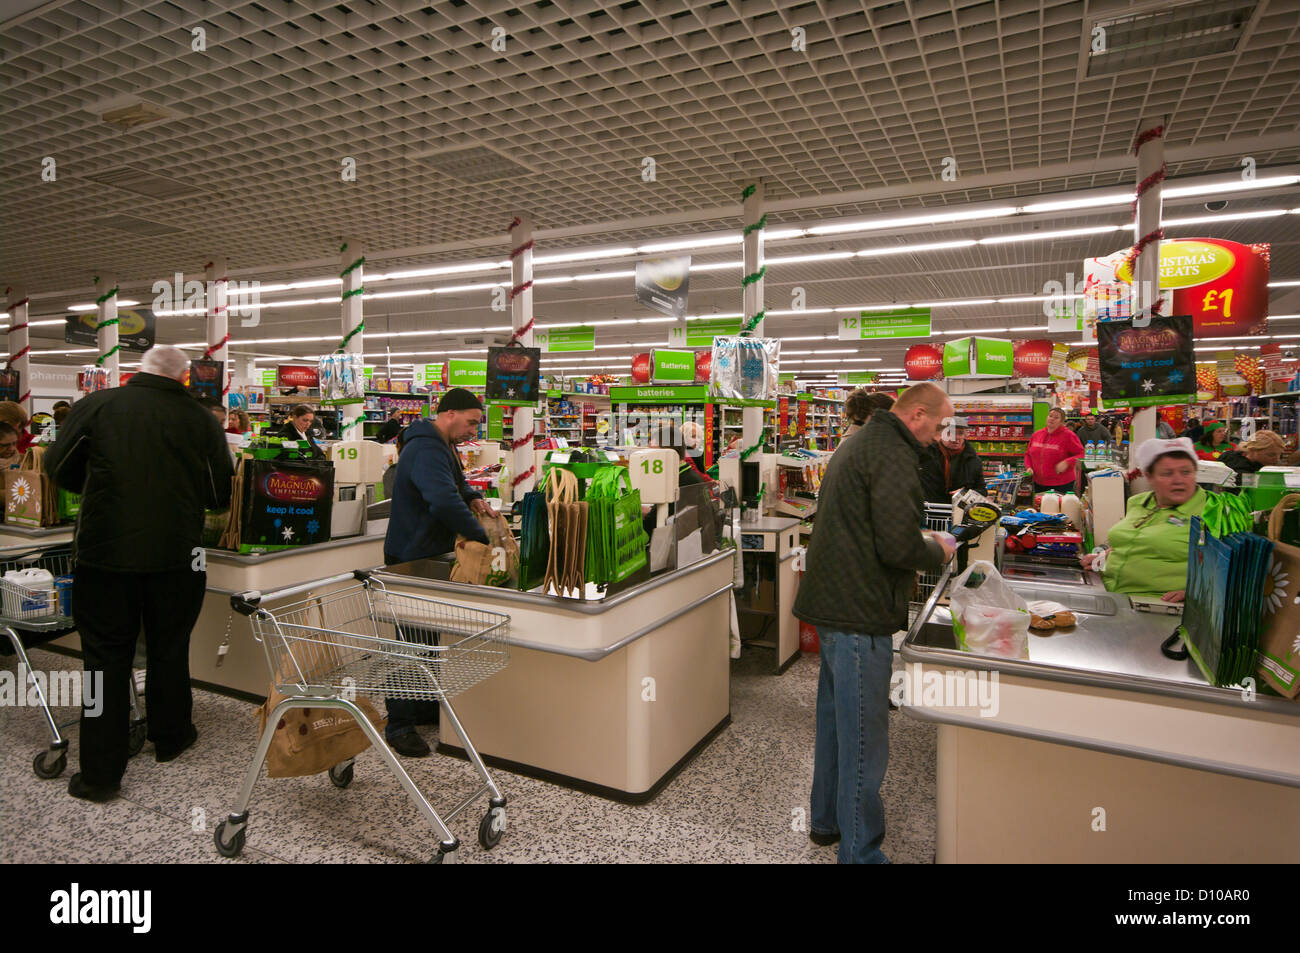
[1098,315,1195,408]
[1087,239,1269,337]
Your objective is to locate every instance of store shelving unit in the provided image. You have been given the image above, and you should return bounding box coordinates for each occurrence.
[545,390,610,447]
[954,394,1034,481]
[798,392,845,450]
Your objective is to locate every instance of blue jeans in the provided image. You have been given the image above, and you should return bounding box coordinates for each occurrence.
[810,628,894,864]
[384,624,441,741]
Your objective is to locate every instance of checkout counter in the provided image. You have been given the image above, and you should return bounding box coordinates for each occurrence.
[376,545,734,803]
[901,556,1300,862]
[0,523,73,549]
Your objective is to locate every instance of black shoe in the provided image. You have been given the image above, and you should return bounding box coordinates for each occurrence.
[68,773,121,803]
[809,829,841,847]
[155,725,198,763]
[387,732,431,758]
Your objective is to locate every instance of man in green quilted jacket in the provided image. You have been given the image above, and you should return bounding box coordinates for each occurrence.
[793,381,956,863]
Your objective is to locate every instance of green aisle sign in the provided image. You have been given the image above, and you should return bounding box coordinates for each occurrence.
[446,359,486,387]
[261,368,277,387]
[413,363,443,386]
[535,326,595,352]
[609,384,708,404]
[669,317,743,347]
[651,349,696,383]
[487,404,504,439]
[838,307,932,340]
[839,371,878,385]
[944,337,1014,378]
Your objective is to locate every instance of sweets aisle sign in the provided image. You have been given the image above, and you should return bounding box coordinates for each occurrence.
[1098,315,1195,409]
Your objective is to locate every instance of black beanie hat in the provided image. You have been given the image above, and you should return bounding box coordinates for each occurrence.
[436,387,484,413]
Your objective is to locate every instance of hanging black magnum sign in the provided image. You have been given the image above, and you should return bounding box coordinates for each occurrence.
[188,358,224,400]
[635,256,691,319]
[1097,314,1195,409]
[65,308,157,351]
[485,344,541,403]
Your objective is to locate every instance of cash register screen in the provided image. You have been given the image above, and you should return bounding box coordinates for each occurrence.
[741,460,761,501]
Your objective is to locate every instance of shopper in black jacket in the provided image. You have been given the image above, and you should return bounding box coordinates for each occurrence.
[276,403,324,457]
[44,347,235,802]
[919,419,986,504]
[793,382,955,864]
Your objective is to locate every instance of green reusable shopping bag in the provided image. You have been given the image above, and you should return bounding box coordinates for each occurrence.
[1201,490,1252,538]
[584,465,648,584]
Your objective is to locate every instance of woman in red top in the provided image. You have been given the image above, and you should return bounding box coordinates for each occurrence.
[1024,407,1085,493]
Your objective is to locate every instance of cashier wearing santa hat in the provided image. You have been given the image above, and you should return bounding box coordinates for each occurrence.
[1079,437,1207,603]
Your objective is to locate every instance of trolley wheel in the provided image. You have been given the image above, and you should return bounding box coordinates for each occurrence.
[33,749,67,779]
[127,721,147,757]
[430,840,460,864]
[214,820,246,858]
[328,762,354,789]
[478,806,505,850]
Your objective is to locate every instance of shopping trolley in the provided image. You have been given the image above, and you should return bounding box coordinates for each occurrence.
[905,504,1004,642]
[910,503,955,624]
[216,569,511,864]
[0,543,147,778]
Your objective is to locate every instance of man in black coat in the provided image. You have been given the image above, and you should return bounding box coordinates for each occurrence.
[919,418,986,504]
[793,382,955,863]
[44,346,235,802]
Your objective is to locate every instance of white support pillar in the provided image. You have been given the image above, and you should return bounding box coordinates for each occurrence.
[340,239,365,440]
[93,273,120,387]
[1130,119,1166,459]
[205,257,230,401]
[508,214,537,501]
[741,182,766,459]
[6,284,32,416]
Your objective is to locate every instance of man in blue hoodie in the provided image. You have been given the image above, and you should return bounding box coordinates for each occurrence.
[383,387,491,756]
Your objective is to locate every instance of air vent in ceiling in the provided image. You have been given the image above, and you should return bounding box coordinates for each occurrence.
[100,101,172,130]
[1085,0,1257,77]
[83,166,199,199]
[422,145,536,184]
[85,214,183,237]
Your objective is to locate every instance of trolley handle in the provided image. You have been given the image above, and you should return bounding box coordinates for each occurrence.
[230,569,374,616]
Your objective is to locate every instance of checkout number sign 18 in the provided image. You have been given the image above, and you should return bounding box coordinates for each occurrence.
[641,459,664,474]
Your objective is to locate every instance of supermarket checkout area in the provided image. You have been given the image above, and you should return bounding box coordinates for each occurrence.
[375,547,734,802]
[900,556,1300,862]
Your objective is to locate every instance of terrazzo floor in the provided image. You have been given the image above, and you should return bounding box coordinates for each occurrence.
[0,642,938,864]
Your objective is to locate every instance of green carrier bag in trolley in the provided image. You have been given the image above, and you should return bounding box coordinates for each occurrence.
[584,465,649,584]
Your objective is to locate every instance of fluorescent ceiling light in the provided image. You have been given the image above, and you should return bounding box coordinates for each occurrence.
[766,252,856,265]
[1163,210,1287,227]
[978,225,1123,245]
[857,239,977,257]
[1020,194,1131,214]
[533,247,636,265]
[1164,175,1300,198]
[1269,281,1300,287]
[915,299,997,308]
[806,206,1018,235]
[637,235,741,254]
[69,300,141,311]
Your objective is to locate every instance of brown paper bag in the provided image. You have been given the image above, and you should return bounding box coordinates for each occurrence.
[1259,495,1300,698]
[6,447,58,527]
[449,509,520,586]
[257,644,388,778]
[542,469,577,595]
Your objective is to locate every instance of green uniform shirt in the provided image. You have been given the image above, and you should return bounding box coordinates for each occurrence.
[1102,488,1208,598]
